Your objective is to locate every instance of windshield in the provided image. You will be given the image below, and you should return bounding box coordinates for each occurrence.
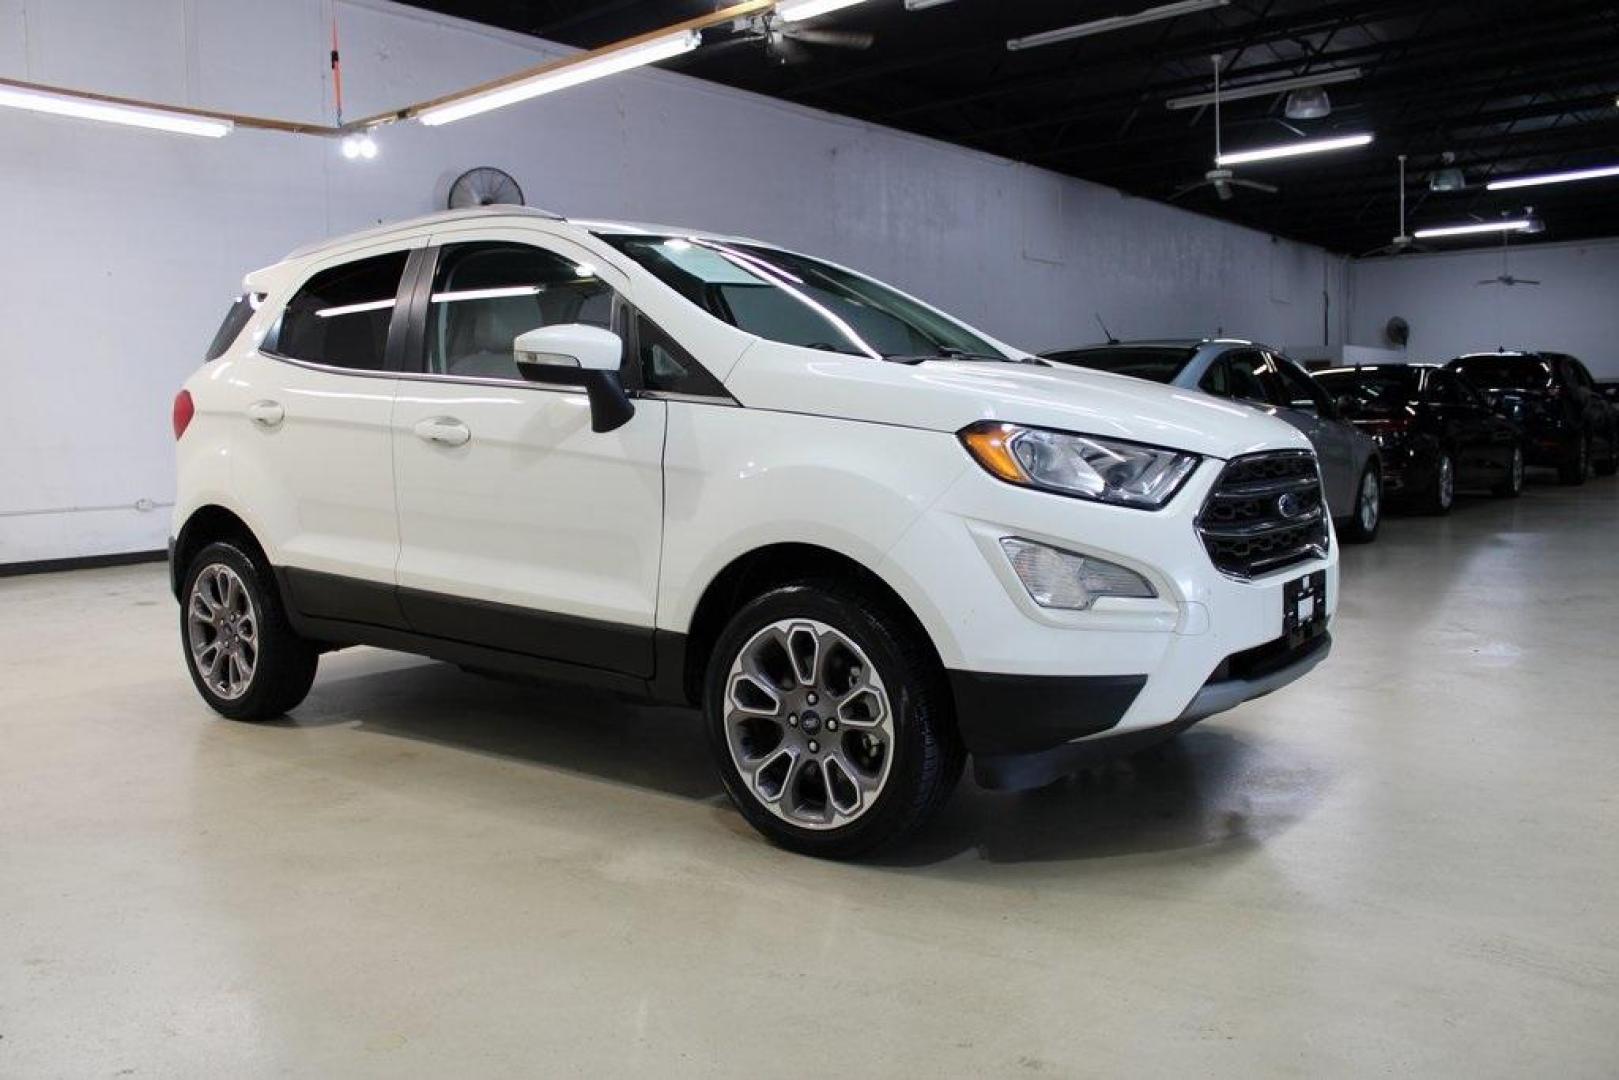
[1041,345,1195,384]
[598,234,1006,360]
[1315,367,1419,415]
[1451,355,1553,391]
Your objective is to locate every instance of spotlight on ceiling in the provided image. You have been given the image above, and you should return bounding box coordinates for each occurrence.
[1283,86,1331,120]
[340,132,378,160]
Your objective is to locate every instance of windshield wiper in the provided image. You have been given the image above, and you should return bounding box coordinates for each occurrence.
[882,347,1045,365]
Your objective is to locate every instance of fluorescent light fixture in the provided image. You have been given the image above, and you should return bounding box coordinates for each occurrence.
[1413,219,1533,240]
[418,29,700,125]
[777,0,872,23]
[1487,163,1619,191]
[904,0,957,9]
[1167,67,1361,110]
[0,84,232,137]
[1007,0,1226,50]
[316,298,396,318]
[1217,132,1373,166]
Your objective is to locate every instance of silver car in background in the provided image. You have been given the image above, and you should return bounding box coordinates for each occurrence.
[1044,339,1383,542]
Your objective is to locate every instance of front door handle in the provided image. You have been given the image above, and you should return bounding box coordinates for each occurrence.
[413,416,471,447]
[246,400,284,428]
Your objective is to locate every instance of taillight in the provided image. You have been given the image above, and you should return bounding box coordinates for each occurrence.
[172,389,195,440]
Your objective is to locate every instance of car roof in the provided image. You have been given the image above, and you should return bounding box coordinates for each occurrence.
[284,207,773,264]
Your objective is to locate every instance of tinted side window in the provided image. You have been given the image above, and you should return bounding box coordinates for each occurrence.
[638,315,726,397]
[425,242,617,380]
[1429,370,1467,405]
[1273,357,1329,412]
[1222,351,1278,403]
[272,251,409,371]
[1199,359,1231,396]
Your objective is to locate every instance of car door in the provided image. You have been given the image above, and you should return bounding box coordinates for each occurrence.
[1428,368,1497,484]
[232,241,421,626]
[389,229,667,678]
[1271,354,1361,516]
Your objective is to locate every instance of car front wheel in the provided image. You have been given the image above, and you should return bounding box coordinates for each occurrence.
[704,582,963,858]
[1559,435,1590,486]
[1423,451,1456,515]
[181,541,318,720]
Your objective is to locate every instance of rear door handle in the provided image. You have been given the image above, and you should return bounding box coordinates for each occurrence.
[246,400,284,428]
[413,416,471,447]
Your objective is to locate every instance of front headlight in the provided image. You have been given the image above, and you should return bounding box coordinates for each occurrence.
[959,421,1199,509]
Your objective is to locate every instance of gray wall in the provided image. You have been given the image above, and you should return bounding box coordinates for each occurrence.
[1348,238,1619,375]
[0,0,1346,563]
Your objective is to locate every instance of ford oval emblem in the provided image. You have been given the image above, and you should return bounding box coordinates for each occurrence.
[1277,492,1305,519]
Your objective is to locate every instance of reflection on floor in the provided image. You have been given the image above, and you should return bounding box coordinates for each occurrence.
[3,474,1617,1076]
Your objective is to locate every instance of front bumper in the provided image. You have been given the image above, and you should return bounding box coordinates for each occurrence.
[969,631,1331,790]
[875,452,1338,789]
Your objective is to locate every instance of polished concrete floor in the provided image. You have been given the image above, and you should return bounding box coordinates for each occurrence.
[4,475,1618,1078]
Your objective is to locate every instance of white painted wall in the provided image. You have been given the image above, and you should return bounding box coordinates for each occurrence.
[0,0,1346,563]
[1348,238,1619,377]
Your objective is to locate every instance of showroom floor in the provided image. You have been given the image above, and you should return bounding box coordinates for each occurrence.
[3,479,1617,1078]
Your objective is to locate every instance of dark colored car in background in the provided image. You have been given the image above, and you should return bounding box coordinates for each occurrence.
[1044,339,1384,542]
[1447,351,1618,484]
[1314,364,1524,512]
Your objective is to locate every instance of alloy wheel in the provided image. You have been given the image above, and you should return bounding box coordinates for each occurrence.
[723,619,895,830]
[1511,448,1524,493]
[187,564,258,700]
[1438,455,1455,510]
[1360,471,1381,532]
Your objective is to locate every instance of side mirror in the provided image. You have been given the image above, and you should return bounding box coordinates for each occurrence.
[513,324,634,433]
[1333,394,1357,417]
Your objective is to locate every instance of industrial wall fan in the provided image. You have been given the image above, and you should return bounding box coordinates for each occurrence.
[447,167,524,209]
[1170,55,1280,203]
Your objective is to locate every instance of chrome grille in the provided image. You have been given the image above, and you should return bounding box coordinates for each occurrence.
[1197,450,1329,578]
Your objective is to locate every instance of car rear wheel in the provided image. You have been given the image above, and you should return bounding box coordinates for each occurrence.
[704,582,963,858]
[1493,445,1525,498]
[1559,435,1590,486]
[181,541,318,721]
[1339,465,1382,543]
[1423,451,1456,515]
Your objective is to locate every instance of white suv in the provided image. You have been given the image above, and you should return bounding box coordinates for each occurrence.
[172,206,1337,857]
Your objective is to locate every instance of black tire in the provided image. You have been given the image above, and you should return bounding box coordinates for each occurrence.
[1421,450,1456,515]
[1338,464,1382,544]
[180,541,318,721]
[1558,435,1590,486]
[1492,444,1525,498]
[703,581,964,859]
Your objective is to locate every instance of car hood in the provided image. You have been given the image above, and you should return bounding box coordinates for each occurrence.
[725,341,1312,460]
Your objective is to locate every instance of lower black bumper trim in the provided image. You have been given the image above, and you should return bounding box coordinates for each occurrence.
[948,670,1145,756]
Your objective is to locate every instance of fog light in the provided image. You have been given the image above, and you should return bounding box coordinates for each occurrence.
[1000,537,1155,610]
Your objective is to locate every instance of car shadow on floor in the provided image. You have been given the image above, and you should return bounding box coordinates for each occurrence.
[276,656,1327,868]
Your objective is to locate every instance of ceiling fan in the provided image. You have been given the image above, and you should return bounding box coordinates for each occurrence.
[1170,55,1280,203]
[1478,217,1542,287]
[710,11,875,65]
[1358,155,1431,257]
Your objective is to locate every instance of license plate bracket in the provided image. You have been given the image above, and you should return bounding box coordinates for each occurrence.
[1284,570,1328,647]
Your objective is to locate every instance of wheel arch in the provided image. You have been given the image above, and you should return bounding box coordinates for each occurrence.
[676,542,945,709]
[171,504,270,598]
